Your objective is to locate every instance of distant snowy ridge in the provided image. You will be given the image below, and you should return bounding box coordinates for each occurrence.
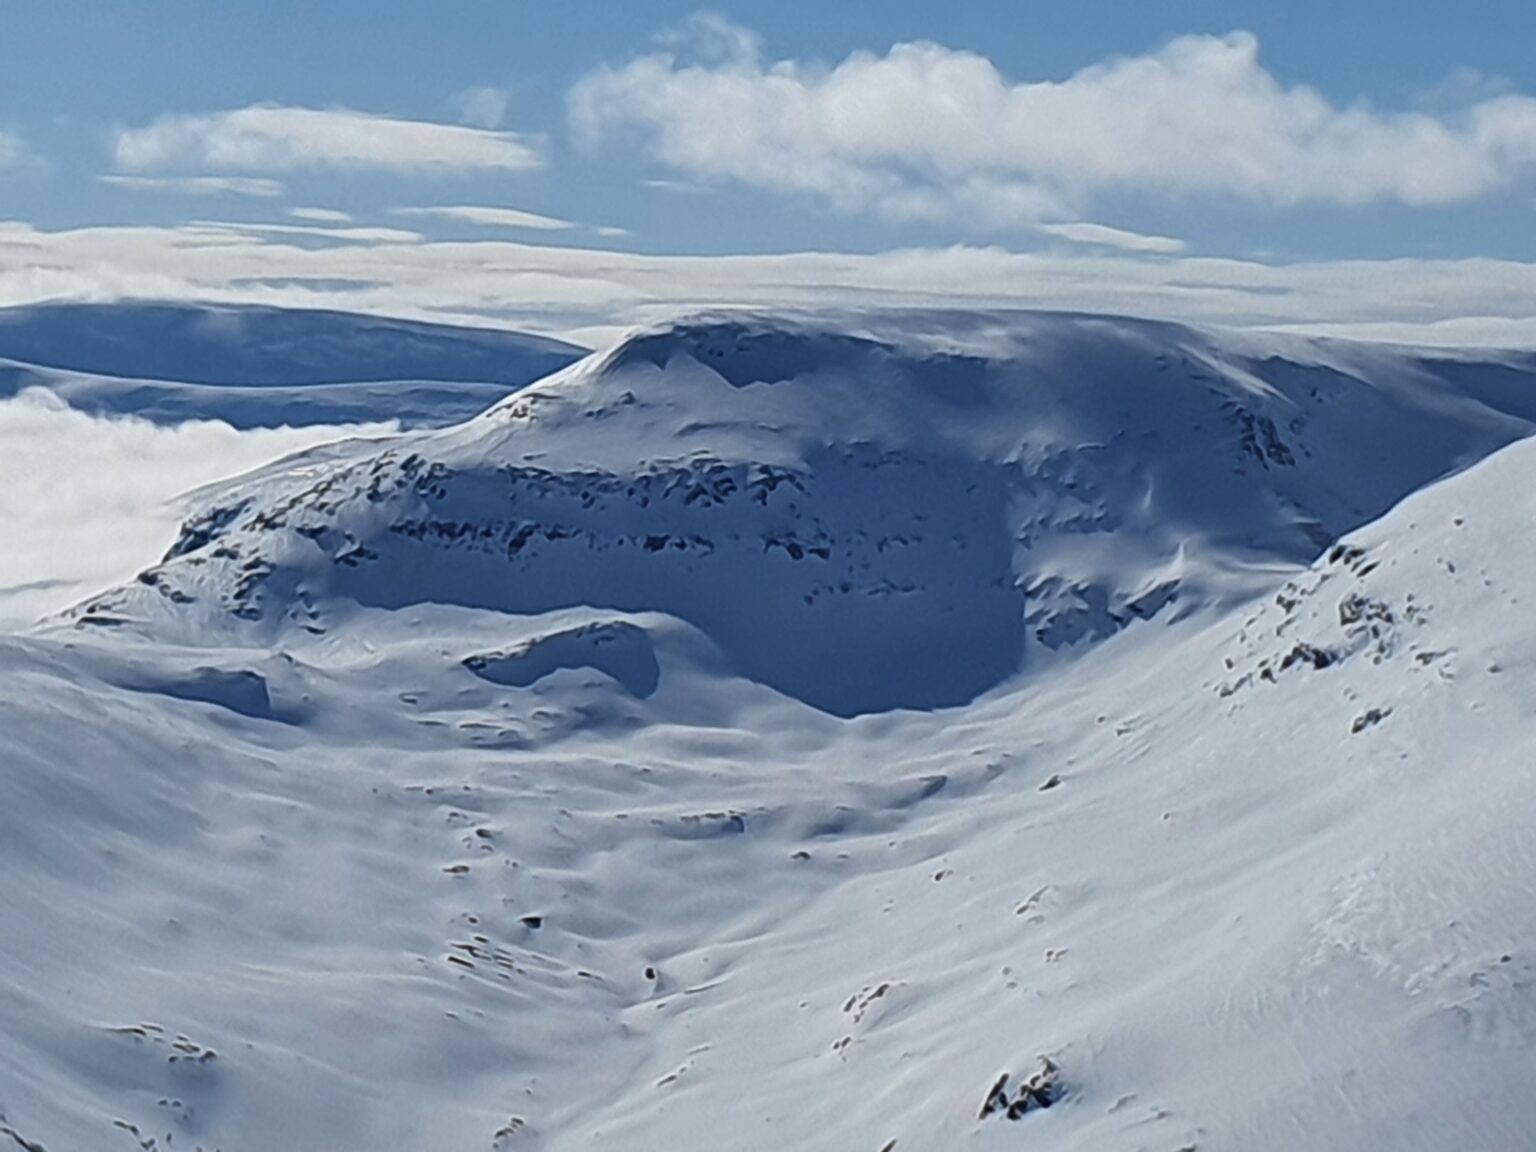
[75,309,1536,713]
[0,302,586,427]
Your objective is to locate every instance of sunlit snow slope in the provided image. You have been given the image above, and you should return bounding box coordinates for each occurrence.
[3,309,1536,1152]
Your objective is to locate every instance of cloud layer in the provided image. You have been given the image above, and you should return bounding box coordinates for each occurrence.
[571,23,1536,227]
[116,105,541,175]
[0,388,394,624]
[8,217,1536,350]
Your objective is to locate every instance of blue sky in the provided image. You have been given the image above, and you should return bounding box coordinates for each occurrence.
[5,0,1536,256]
[6,1,1536,344]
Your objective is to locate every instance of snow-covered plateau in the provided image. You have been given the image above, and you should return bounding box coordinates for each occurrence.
[4,306,1536,1151]
[0,303,586,428]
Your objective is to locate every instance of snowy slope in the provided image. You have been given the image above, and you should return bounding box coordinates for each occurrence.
[0,302,585,428]
[3,309,1536,1152]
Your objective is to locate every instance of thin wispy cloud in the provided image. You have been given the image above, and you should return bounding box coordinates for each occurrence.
[116,105,542,175]
[289,207,353,223]
[392,204,575,231]
[99,174,285,198]
[654,12,763,66]
[0,130,30,171]
[643,177,708,194]
[189,220,424,244]
[571,21,1536,228]
[1037,222,1186,254]
[452,86,511,130]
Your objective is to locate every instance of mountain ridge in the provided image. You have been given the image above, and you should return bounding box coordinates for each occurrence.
[0,301,588,428]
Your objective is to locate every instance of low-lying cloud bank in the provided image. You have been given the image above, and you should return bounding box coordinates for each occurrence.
[0,388,394,624]
[7,217,1536,349]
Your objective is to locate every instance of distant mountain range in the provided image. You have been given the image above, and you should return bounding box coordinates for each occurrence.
[0,301,585,427]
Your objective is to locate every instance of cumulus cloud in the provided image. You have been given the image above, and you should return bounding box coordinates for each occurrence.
[571,22,1536,227]
[99,174,285,198]
[0,388,393,624]
[1037,221,1186,254]
[452,86,511,130]
[392,204,575,230]
[116,105,541,175]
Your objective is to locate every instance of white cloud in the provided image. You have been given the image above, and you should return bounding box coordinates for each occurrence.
[571,23,1536,227]
[392,204,575,230]
[99,174,285,198]
[116,105,541,175]
[452,86,511,130]
[1037,221,1186,254]
[290,207,353,223]
[9,219,1536,350]
[0,388,393,624]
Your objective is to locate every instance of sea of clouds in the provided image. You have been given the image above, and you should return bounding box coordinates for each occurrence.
[0,387,393,624]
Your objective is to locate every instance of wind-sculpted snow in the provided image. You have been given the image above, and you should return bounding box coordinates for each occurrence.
[465,621,664,699]
[77,310,1536,713]
[7,309,1536,1151]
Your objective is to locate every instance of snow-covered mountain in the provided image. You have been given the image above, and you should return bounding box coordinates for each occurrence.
[4,309,1536,1151]
[75,310,1536,712]
[0,302,586,427]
